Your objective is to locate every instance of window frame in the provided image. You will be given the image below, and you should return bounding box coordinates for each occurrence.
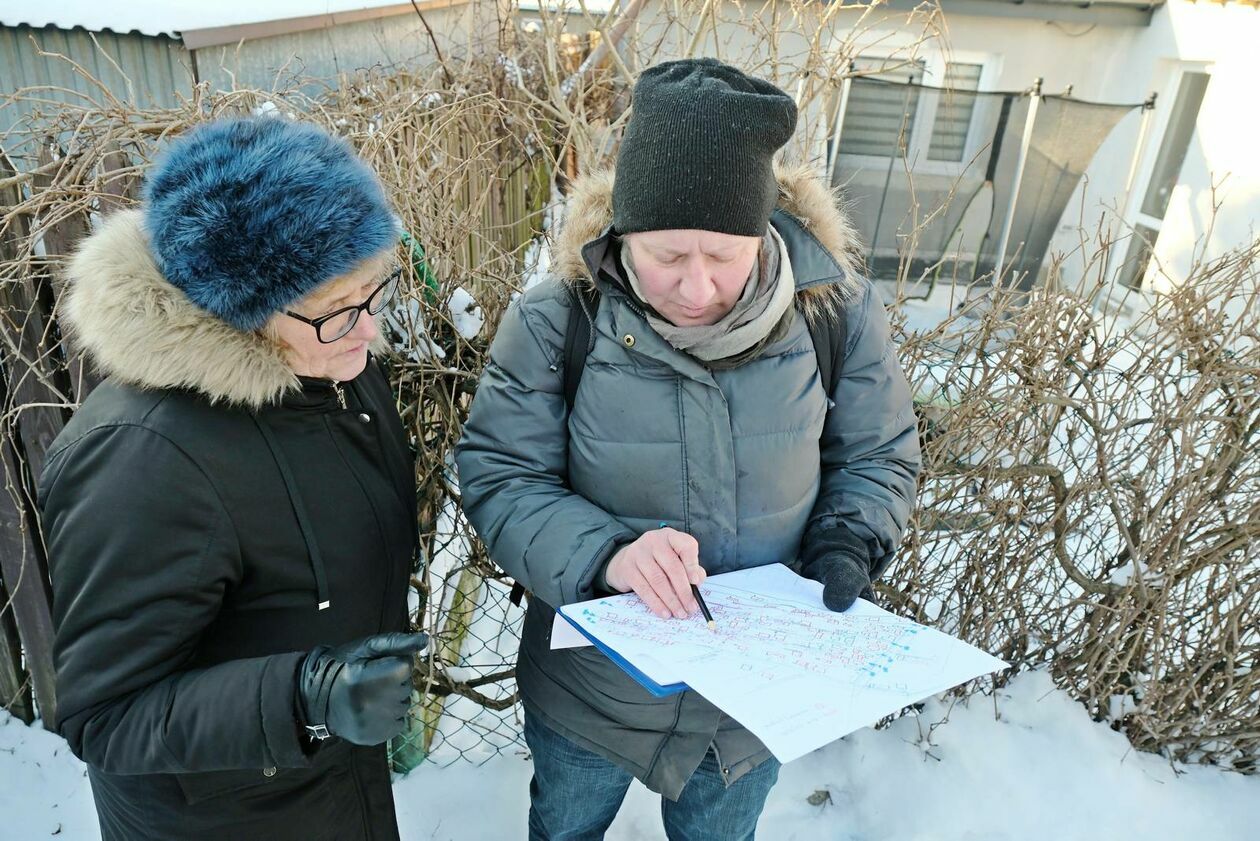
[831,48,1000,180]
[1118,62,1213,292]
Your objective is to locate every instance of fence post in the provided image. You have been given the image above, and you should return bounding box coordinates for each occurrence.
[826,60,855,183]
[0,146,76,728]
[0,136,100,728]
[1098,92,1158,296]
[0,573,34,723]
[0,149,36,726]
[32,139,96,405]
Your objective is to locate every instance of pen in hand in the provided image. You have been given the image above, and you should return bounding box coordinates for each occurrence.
[609,521,716,625]
[692,583,716,632]
[656,521,716,632]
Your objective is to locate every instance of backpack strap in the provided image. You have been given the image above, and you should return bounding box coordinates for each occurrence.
[806,300,849,401]
[563,283,602,413]
[511,283,601,609]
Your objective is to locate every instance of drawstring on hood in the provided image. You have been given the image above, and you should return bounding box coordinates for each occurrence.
[250,374,369,612]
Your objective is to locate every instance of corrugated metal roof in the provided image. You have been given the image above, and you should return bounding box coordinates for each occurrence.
[0,1,411,38]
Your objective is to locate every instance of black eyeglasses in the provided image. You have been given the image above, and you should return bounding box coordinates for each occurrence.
[285,266,401,343]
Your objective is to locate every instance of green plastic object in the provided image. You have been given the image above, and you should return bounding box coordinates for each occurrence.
[401,230,440,305]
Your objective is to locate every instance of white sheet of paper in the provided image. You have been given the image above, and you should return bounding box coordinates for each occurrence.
[557,563,1009,763]
[550,611,593,649]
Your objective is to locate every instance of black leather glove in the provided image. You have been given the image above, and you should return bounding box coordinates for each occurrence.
[800,524,873,612]
[296,632,428,746]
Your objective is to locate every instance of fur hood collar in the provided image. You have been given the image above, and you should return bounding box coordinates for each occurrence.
[553,163,864,318]
[63,209,300,409]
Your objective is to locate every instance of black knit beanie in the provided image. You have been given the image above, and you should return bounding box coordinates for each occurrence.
[612,58,798,237]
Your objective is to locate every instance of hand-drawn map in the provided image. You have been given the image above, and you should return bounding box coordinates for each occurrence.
[556,564,1008,762]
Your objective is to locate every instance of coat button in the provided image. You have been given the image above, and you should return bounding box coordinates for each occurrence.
[622,333,636,348]
[358,413,372,423]
[263,766,277,777]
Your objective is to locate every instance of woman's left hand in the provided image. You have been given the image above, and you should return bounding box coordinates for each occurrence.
[297,632,429,745]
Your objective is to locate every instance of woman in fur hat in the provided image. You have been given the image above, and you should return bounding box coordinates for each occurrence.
[38,117,424,840]
[456,59,921,839]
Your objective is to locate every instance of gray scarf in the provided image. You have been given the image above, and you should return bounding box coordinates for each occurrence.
[622,226,795,367]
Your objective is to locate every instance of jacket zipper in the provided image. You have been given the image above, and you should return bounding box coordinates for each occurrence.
[332,381,347,409]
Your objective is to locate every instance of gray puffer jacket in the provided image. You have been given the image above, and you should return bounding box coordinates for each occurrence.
[455,166,920,799]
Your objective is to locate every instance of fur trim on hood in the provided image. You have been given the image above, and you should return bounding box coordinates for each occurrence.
[552,163,864,320]
[63,209,300,409]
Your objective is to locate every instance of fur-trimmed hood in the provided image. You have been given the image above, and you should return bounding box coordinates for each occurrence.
[63,209,300,409]
[552,163,864,317]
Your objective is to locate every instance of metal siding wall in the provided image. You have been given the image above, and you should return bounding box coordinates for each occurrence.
[0,25,193,166]
[190,10,466,94]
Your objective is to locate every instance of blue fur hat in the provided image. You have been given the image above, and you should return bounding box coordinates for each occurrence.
[143,117,397,332]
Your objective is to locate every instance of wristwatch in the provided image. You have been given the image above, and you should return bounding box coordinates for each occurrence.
[305,723,333,741]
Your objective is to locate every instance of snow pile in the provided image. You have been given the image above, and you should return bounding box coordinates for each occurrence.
[394,670,1260,840]
[447,287,484,340]
[0,713,98,838]
[4,670,1258,840]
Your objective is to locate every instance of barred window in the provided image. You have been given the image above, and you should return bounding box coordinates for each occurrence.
[928,62,984,162]
[837,58,926,158]
[837,57,985,163]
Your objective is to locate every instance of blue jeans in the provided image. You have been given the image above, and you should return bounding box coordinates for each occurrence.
[523,712,780,841]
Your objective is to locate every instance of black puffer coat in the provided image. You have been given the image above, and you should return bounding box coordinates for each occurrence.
[37,209,417,840]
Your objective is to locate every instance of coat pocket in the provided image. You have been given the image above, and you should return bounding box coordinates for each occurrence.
[173,767,289,806]
[172,739,351,806]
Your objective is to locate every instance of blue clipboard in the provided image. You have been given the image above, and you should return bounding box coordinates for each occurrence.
[558,608,689,697]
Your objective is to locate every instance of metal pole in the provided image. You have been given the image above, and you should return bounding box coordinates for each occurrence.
[826,61,855,180]
[995,77,1042,283]
[1119,93,1159,224]
[1099,93,1157,292]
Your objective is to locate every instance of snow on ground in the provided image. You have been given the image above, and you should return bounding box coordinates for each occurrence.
[5,670,1258,840]
[0,710,97,838]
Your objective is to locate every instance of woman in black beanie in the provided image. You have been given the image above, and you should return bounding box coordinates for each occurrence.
[458,59,921,839]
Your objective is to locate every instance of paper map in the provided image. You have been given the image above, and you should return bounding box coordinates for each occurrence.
[555,564,1009,762]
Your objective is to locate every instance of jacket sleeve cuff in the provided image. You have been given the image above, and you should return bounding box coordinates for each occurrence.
[594,560,614,595]
[259,651,314,769]
[569,532,636,603]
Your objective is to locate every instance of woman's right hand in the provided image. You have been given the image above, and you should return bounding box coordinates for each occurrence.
[603,528,707,619]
